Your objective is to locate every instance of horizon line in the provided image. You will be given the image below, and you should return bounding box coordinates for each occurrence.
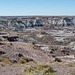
[0,15,75,17]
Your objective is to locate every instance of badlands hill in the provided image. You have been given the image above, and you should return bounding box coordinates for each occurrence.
[0,16,75,31]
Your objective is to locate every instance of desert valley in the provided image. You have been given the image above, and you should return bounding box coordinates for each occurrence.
[0,16,75,75]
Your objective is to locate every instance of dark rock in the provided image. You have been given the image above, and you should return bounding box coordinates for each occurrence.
[55,58,62,62]
[66,53,70,55]
[12,60,17,63]
[26,58,33,62]
[52,55,56,58]
[50,51,54,54]
[18,53,23,57]
[0,59,2,62]
[0,51,5,55]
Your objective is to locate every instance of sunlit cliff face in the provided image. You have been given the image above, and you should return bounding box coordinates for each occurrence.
[0,16,75,31]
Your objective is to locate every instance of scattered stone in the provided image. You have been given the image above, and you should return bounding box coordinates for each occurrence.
[18,53,23,57]
[55,58,62,62]
[0,51,5,55]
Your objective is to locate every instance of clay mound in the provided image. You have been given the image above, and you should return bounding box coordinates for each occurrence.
[1,42,53,64]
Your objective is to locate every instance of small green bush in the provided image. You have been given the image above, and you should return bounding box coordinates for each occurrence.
[24,64,55,75]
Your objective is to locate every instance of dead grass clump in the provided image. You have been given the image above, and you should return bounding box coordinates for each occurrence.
[67,62,75,67]
[1,55,12,64]
[6,44,11,47]
[18,57,34,64]
[32,45,38,50]
[17,45,24,49]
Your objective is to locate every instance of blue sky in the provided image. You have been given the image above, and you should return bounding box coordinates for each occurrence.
[0,0,75,16]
